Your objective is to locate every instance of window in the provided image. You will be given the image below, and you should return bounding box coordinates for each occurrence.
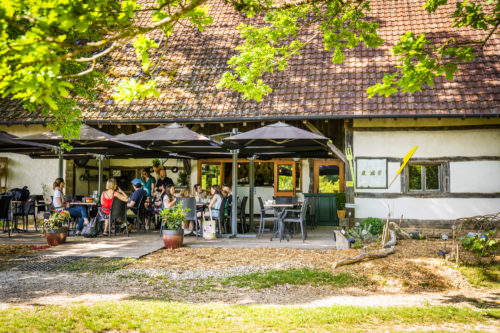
[408,163,441,192]
[277,163,294,192]
[200,163,221,191]
[313,160,344,193]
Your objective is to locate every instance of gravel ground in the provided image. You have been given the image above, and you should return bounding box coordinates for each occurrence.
[0,240,498,309]
[1,264,498,309]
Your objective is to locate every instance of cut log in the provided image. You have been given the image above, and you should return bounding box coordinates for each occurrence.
[333,246,395,268]
[388,222,411,240]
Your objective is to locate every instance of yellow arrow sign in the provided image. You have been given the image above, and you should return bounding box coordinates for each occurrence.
[388,145,418,187]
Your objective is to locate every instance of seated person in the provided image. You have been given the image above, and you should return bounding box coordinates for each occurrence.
[52,177,89,236]
[100,178,129,234]
[155,169,174,193]
[206,185,223,224]
[162,184,177,209]
[128,178,147,215]
[192,183,206,203]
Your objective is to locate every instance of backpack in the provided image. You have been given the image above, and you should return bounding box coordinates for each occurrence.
[81,215,101,238]
[7,186,30,201]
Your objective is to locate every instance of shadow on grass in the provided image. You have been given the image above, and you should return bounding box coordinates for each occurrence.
[440,294,500,309]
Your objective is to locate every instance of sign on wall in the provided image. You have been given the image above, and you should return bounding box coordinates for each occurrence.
[355,158,388,189]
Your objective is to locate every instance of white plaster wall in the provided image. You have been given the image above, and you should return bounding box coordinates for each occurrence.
[0,125,63,195]
[0,152,62,195]
[354,129,500,158]
[353,128,500,220]
[450,161,500,193]
[235,186,275,215]
[355,197,500,220]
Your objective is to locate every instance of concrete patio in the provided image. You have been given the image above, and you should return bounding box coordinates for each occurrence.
[1,226,337,258]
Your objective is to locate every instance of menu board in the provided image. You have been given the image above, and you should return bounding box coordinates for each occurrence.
[356,158,388,189]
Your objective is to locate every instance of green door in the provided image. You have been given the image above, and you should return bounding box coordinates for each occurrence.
[304,193,338,226]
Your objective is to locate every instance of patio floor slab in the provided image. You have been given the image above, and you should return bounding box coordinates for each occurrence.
[1,226,337,258]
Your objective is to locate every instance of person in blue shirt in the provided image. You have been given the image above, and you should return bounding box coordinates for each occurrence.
[128,178,147,215]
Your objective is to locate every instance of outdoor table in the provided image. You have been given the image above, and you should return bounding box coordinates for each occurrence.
[264,203,297,242]
[68,201,99,221]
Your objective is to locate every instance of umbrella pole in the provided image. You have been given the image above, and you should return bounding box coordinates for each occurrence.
[248,156,255,231]
[58,150,64,178]
[231,148,238,237]
[96,154,105,200]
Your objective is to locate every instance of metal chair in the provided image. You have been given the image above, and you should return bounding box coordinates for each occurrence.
[11,199,29,232]
[238,196,248,233]
[134,196,147,232]
[177,197,197,236]
[24,195,43,231]
[307,196,317,230]
[282,198,309,242]
[0,195,12,237]
[108,197,128,237]
[257,197,278,239]
[213,196,227,235]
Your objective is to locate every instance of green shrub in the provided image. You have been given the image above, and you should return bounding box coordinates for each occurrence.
[336,193,346,210]
[460,230,498,257]
[361,217,384,235]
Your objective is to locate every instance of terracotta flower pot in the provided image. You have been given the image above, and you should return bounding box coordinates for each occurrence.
[46,227,68,246]
[162,229,184,249]
[337,210,346,219]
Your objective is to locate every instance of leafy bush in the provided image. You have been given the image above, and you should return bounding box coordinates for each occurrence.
[336,192,346,210]
[460,230,498,257]
[41,210,70,233]
[361,217,384,235]
[160,203,189,230]
[347,222,378,244]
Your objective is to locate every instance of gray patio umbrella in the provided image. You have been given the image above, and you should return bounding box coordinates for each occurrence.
[17,124,144,195]
[224,122,331,234]
[117,122,223,153]
[223,121,330,155]
[0,130,54,152]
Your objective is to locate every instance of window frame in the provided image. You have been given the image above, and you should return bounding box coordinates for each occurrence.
[404,161,448,193]
[197,158,302,196]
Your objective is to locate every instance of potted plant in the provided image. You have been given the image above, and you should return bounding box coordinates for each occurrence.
[152,158,161,175]
[336,192,346,219]
[42,211,70,246]
[177,170,189,187]
[160,203,190,249]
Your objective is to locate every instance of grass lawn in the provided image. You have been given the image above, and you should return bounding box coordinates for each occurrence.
[454,263,500,289]
[0,301,498,332]
[221,268,370,289]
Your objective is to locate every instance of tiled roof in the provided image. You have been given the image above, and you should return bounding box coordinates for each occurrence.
[1,0,499,123]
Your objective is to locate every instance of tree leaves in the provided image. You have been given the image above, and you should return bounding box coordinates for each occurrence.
[112,78,160,103]
[133,34,160,72]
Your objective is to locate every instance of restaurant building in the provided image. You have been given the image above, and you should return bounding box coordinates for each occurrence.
[0,0,499,228]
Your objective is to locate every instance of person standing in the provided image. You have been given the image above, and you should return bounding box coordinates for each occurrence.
[141,168,156,196]
[155,169,174,193]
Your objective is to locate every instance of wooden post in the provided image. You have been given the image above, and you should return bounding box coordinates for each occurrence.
[344,119,354,204]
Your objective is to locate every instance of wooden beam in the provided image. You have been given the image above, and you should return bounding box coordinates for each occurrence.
[303,120,347,163]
